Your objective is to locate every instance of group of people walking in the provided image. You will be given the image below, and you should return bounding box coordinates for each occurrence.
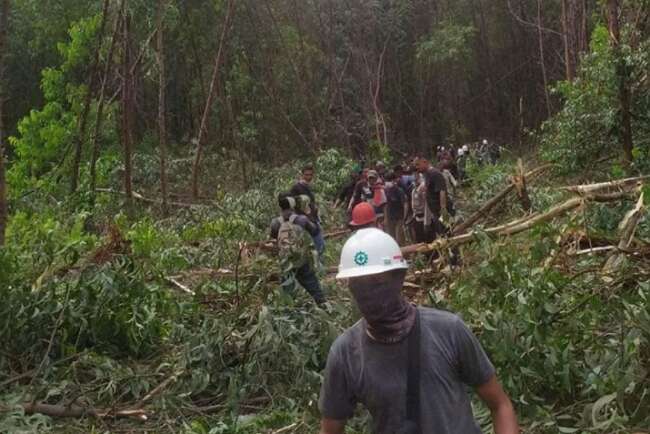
[265,149,519,434]
[336,156,460,264]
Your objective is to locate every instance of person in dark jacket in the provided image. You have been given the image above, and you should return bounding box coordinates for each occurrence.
[290,163,325,256]
[270,192,326,305]
[334,170,360,210]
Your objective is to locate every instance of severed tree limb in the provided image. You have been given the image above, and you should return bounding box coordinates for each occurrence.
[96,188,198,209]
[513,159,532,211]
[404,190,639,255]
[7,403,149,421]
[323,228,351,240]
[616,192,646,250]
[164,276,195,296]
[603,192,646,276]
[562,175,650,195]
[452,164,552,235]
[135,372,181,409]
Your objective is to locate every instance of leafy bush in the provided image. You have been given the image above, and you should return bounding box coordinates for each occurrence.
[540,24,650,175]
[444,233,650,432]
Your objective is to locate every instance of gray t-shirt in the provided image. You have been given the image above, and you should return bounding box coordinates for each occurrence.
[319,307,494,434]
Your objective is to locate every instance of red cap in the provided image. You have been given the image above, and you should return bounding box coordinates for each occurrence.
[350,202,377,226]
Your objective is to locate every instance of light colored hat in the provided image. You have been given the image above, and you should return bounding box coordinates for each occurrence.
[337,228,408,279]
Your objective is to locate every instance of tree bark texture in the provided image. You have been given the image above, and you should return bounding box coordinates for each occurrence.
[606,0,634,166]
[156,0,169,214]
[89,5,122,194]
[0,0,9,245]
[536,0,552,117]
[190,0,235,200]
[120,2,134,205]
[70,0,110,193]
[561,0,588,81]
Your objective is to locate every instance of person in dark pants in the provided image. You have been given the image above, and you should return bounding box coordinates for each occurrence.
[290,163,325,257]
[383,171,408,246]
[409,173,427,243]
[334,170,360,210]
[415,157,460,265]
[270,193,326,305]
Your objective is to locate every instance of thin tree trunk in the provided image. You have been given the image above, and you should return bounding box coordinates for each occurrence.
[0,0,10,246]
[537,0,552,117]
[120,2,134,206]
[90,5,123,194]
[156,0,169,214]
[561,0,575,81]
[70,0,110,193]
[606,0,634,166]
[190,0,235,200]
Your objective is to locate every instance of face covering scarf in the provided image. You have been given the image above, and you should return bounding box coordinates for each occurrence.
[349,271,416,344]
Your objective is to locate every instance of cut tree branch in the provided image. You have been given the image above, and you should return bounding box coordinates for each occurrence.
[404,189,639,255]
[10,402,149,421]
[452,163,552,235]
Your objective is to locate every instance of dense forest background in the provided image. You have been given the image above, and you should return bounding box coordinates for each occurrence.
[0,0,647,209]
[0,1,649,433]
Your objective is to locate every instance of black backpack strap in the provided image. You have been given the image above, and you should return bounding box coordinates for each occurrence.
[406,308,421,433]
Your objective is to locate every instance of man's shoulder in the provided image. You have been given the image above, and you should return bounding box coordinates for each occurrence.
[418,306,464,330]
[293,214,311,227]
[330,320,365,354]
[290,181,306,194]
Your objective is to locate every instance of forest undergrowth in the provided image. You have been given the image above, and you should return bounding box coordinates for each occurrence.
[1,149,649,434]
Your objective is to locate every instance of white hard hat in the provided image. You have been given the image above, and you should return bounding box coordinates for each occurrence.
[336,228,408,279]
[482,139,488,145]
[458,149,465,156]
[462,145,469,152]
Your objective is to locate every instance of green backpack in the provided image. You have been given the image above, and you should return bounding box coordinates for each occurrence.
[277,214,313,269]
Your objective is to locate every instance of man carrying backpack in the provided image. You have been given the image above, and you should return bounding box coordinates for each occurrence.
[318,229,519,434]
[270,192,326,305]
[290,164,325,257]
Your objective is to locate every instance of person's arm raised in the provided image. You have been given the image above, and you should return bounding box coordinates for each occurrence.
[476,375,519,434]
[319,418,346,434]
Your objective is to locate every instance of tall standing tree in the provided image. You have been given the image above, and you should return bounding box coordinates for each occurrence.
[156,0,169,213]
[120,0,134,206]
[606,0,634,166]
[537,0,552,118]
[0,0,10,246]
[70,0,110,193]
[90,7,122,194]
[190,0,235,200]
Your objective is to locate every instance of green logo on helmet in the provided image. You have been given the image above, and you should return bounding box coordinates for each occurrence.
[354,251,369,266]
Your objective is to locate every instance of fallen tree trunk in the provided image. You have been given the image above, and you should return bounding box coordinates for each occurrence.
[562,175,650,195]
[7,403,149,421]
[323,228,350,240]
[513,159,532,212]
[404,190,638,255]
[603,192,646,277]
[96,188,197,209]
[452,163,552,235]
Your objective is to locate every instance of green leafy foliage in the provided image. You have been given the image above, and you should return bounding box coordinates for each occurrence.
[416,21,476,66]
[541,23,650,175]
[8,14,103,197]
[444,233,649,432]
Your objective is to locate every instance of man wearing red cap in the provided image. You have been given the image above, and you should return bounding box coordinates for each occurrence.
[349,202,377,230]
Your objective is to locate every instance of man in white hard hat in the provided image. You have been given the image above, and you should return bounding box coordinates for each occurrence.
[318,229,518,434]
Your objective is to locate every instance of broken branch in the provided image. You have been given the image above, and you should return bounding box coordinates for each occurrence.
[452,163,552,235]
[405,190,639,255]
[6,402,149,421]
